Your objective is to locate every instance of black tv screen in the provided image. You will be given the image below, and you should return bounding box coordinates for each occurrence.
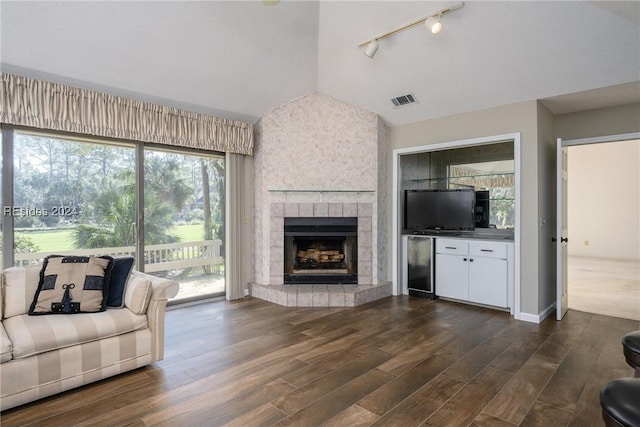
[405,189,475,231]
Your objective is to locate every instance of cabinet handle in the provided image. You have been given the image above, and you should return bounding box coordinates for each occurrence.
[480,249,494,252]
[469,258,474,262]
[463,258,467,261]
[446,246,457,250]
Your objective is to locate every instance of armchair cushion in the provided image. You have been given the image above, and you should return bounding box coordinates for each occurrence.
[4,309,148,359]
[3,265,41,319]
[0,323,12,363]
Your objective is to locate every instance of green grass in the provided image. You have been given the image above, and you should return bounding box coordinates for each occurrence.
[20,223,211,252]
[19,229,76,252]
[170,224,205,242]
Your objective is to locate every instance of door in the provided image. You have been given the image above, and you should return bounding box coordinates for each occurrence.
[556,138,569,320]
[469,256,508,307]
[407,236,434,294]
[435,253,469,300]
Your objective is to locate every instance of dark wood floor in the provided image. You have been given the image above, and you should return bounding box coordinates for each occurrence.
[2,296,638,426]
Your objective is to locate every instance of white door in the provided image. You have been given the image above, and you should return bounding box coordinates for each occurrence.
[435,254,469,300]
[556,138,569,320]
[469,256,508,308]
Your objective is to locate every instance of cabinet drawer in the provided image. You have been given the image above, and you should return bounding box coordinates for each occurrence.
[469,241,507,258]
[436,239,468,255]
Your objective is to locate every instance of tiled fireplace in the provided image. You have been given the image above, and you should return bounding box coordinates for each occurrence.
[250,92,390,307]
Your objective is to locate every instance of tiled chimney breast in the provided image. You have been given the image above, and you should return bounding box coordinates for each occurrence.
[251,92,389,306]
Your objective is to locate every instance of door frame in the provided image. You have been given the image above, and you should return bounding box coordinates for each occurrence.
[556,132,640,319]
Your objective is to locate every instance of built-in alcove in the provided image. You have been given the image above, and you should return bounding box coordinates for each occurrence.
[392,133,521,319]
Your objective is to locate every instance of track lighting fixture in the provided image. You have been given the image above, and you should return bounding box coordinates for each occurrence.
[359,1,464,58]
[364,39,379,58]
[424,15,443,34]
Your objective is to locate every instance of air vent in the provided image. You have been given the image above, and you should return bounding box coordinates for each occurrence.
[391,93,417,108]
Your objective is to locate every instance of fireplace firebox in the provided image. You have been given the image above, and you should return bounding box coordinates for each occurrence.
[284,217,358,284]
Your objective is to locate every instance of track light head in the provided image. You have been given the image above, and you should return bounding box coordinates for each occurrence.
[364,39,379,58]
[425,15,442,34]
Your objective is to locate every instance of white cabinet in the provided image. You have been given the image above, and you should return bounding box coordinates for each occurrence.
[435,238,512,309]
[434,240,469,301]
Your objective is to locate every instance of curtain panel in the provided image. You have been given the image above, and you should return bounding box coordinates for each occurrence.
[225,152,252,301]
[0,73,254,155]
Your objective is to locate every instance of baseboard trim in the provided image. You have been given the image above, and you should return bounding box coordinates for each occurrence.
[518,303,556,323]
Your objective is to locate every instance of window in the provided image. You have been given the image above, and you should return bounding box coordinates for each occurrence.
[448,160,515,229]
[3,128,225,302]
[12,132,136,262]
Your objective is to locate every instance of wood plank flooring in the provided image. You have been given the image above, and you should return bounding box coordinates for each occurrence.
[1,296,638,426]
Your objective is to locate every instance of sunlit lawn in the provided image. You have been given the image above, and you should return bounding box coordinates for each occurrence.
[19,224,208,252]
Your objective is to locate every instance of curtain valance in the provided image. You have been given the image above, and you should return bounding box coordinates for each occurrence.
[0,73,254,155]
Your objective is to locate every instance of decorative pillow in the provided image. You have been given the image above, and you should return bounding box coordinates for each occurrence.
[124,276,152,315]
[29,255,114,315]
[106,256,135,308]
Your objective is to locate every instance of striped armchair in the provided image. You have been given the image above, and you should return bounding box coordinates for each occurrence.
[0,265,179,411]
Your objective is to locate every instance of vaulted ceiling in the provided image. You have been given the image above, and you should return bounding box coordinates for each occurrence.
[1,1,639,126]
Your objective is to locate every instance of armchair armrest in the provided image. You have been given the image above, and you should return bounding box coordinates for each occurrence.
[129,271,180,301]
[128,271,179,362]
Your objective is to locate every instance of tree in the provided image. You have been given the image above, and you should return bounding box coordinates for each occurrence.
[209,158,225,242]
[201,159,213,239]
[8,233,41,253]
[72,155,195,249]
[72,182,136,248]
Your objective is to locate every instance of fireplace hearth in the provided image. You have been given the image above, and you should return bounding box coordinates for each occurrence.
[284,217,358,284]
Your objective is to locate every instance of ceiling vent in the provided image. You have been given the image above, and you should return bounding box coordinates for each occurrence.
[391,94,417,108]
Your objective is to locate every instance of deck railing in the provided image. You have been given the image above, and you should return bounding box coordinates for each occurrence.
[13,240,224,273]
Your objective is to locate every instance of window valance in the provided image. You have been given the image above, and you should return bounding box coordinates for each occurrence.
[0,73,254,155]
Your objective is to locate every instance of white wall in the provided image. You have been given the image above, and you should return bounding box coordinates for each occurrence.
[568,139,640,261]
[536,102,557,312]
[388,100,544,317]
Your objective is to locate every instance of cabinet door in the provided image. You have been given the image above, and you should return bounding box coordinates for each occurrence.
[407,236,433,293]
[435,253,469,300]
[468,256,508,307]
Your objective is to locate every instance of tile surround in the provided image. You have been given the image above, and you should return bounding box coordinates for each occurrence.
[269,201,373,285]
[249,282,393,307]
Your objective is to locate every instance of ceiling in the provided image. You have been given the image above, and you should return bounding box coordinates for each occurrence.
[1,1,639,127]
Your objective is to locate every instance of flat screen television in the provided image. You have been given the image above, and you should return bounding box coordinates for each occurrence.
[404,189,476,231]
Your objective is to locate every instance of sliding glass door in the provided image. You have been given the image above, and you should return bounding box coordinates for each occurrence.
[143,148,225,301]
[3,128,225,302]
